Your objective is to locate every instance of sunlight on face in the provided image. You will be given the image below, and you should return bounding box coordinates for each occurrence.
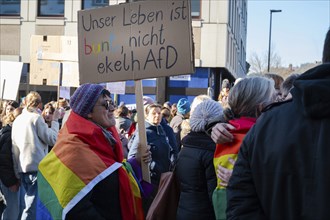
[43,108,54,122]
[146,106,162,125]
[5,105,15,116]
[90,95,115,128]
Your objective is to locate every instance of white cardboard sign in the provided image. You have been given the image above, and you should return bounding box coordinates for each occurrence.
[0,61,23,101]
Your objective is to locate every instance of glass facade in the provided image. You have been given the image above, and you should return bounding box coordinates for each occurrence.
[82,0,109,10]
[0,0,20,16]
[191,0,200,17]
[38,0,64,16]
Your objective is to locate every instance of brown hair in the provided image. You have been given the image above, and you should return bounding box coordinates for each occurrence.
[145,103,162,116]
[264,73,284,90]
[2,107,23,126]
[42,103,55,117]
[161,107,171,119]
[117,105,129,117]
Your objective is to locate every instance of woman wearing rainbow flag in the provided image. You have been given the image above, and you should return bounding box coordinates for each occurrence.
[212,76,276,219]
[37,83,144,220]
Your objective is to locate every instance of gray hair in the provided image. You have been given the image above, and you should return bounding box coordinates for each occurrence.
[224,76,276,120]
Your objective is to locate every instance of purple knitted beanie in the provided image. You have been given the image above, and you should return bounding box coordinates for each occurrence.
[70,83,104,118]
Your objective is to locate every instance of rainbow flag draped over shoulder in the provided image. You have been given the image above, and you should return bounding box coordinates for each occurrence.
[212,117,256,220]
[37,112,143,220]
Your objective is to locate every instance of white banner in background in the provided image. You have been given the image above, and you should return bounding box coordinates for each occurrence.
[0,61,23,100]
[60,86,71,100]
[106,82,126,95]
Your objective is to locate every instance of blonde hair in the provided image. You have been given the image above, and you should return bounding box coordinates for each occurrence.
[26,91,42,112]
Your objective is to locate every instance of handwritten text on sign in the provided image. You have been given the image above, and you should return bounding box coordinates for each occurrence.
[78,0,194,84]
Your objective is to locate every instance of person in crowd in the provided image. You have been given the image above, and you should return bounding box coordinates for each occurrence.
[212,76,276,219]
[180,94,212,140]
[0,100,19,129]
[11,91,59,220]
[115,105,132,134]
[163,101,172,111]
[57,98,70,111]
[41,103,56,128]
[170,98,191,150]
[170,103,177,123]
[161,106,171,123]
[37,83,146,220]
[264,73,284,101]
[128,103,176,213]
[176,99,223,220]
[218,79,231,108]
[0,107,22,220]
[114,105,132,157]
[52,99,67,128]
[127,110,137,140]
[280,73,300,101]
[0,100,8,128]
[41,103,58,152]
[226,29,330,219]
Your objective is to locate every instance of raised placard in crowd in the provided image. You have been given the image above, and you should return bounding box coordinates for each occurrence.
[78,0,195,84]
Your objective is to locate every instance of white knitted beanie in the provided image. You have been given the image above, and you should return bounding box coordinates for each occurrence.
[189,99,223,132]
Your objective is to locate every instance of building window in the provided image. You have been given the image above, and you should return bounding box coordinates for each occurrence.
[82,0,109,10]
[38,0,64,17]
[191,0,200,18]
[0,0,20,16]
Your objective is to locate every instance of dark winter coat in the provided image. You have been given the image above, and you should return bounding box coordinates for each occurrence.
[176,131,217,220]
[0,125,19,187]
[227,63,330,219]
[128,121,173,186]
[160,118,178,161]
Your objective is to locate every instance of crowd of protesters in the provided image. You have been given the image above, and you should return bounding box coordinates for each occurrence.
[0,28,329,220]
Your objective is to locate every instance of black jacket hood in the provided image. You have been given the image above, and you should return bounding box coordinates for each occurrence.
[292,63,330,119]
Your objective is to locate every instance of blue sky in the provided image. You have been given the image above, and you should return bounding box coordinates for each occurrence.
[247,0,330,67]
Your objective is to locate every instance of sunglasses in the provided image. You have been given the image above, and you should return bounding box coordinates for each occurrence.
[95,100,114,110]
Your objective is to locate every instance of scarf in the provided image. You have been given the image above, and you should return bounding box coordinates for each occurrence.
[37,112,143,220]
[212,117,257,219]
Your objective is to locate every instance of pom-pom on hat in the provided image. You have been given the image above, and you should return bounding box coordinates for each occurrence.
[190,99,223,132]
[70,83,105,118]
[143,96,155,106]
[177,98,191,115]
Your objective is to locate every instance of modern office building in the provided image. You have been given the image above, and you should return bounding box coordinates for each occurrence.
[0,0,247,104]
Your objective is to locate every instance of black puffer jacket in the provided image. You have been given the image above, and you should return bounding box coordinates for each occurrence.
[0,125,19,187]
[176,131,217,220]
[227,63,330,219]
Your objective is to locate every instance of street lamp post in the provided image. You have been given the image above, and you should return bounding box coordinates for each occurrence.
[267,9,282,72]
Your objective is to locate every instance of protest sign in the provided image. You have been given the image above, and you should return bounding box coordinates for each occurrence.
[78,0,194,84]
[78,0,194,183]
[30,35,79,87]
[0,61,23,101]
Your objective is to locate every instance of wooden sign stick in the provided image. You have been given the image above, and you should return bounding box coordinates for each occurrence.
[57,63,63,105]
[135,80,151,183]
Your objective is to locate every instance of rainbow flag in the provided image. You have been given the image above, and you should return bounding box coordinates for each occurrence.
[212,117,256,220]
[37,112,143,220]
